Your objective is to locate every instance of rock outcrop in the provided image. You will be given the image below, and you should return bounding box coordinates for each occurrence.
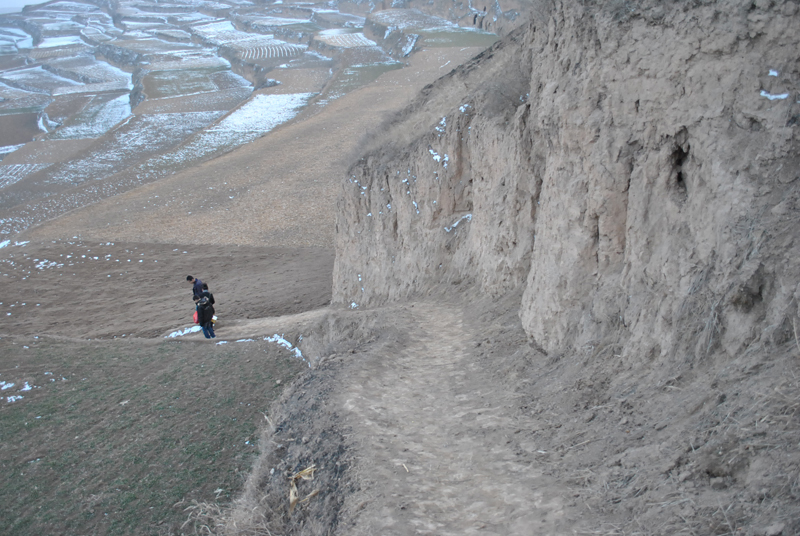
[334,0,800,367]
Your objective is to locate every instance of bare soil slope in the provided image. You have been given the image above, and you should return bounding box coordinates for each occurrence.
[221,289,800,536]
[3,2,799,536]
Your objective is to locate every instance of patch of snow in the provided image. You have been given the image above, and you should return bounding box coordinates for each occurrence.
[401,33,418,57]
[445,213,472,232]
[208,93,313,133]
[264,334,305,361]
[49,93,131,139]
[37,35,85,48]
[760,90,789,100]
[166,325,202,338]
[0,144,26,157]
[316,30,377,48]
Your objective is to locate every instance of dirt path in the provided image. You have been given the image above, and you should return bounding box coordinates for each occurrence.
[336,302,572,535]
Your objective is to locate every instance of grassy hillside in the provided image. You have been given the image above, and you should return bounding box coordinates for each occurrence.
[0,336,307,536]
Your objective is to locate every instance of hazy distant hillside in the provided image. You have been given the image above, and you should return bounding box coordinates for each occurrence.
[0,0,499,239]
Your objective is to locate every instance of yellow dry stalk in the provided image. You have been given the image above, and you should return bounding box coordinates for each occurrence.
[291,464,317,481]
[300,489,320,504]
[288,480,299,514]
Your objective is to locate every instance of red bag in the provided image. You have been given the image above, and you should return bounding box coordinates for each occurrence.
[193,310,199,324]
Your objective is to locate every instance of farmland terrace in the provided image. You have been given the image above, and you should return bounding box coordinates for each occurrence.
[0,0,500,239]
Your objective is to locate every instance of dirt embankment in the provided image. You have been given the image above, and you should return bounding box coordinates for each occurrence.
[336,0,800,355]
[305,0,800,533]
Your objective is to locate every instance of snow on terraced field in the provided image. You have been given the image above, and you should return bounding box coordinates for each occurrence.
[368,9,458,31]
[144,50,230,71]
[48,93,132,140]
[37,36,86,48]
[315,29,378,48]
[132,86,253,114]
[45,56,132,85]
[104,37,198,55]
[190,20,247,45]
[0,164,51,189]
[0,66,82,94]
[152,29,192,42]
[136,92,315,171]
[0,83,50,112]
[45,111,225,184]
[27,45,91,60]
[241,16,314,27]
[0,0,501,242]
[0,26,31,52]
[142,69,249,99]
[229,40,307,60]
[38,1,103,14]
[207,92,313,134]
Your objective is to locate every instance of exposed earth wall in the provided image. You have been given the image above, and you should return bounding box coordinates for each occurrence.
[334,0,800,365]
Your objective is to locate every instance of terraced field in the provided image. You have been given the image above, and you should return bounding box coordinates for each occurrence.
[0,164,50,189]
[0,0,498,243]
[315,29,378,48]
[233,42,306,60]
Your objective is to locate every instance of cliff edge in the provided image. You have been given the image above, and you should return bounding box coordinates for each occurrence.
[335,0,800,364]
[325,0,800,532]
[217,1,800,534]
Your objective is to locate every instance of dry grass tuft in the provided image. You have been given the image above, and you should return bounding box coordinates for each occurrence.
[179,500,226,535]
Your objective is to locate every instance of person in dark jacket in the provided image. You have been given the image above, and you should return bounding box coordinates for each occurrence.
[197,296,215,339]
[187,275,204,301]
[200,283,215,306]
[186,275,203,300]
[188,276,205,318]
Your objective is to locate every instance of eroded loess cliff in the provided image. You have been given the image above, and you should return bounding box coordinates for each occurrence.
[335,0,800,367]
[216,2,800,533]
[328,2,800,529]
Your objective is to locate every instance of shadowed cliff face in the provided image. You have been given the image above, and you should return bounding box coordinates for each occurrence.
[334,0,800,363]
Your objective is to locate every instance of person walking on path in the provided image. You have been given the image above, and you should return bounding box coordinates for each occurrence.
[197,296,216,339]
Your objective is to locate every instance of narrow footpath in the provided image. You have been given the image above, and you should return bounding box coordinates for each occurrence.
[336,302,574,535]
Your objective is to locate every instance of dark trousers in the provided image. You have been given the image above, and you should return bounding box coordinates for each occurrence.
[201,322,215,339]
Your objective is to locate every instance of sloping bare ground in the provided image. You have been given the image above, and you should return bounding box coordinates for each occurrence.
[223,287,800,536]
[216,296,584,535]
[0,240,333,339]
[334,300,574,535]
